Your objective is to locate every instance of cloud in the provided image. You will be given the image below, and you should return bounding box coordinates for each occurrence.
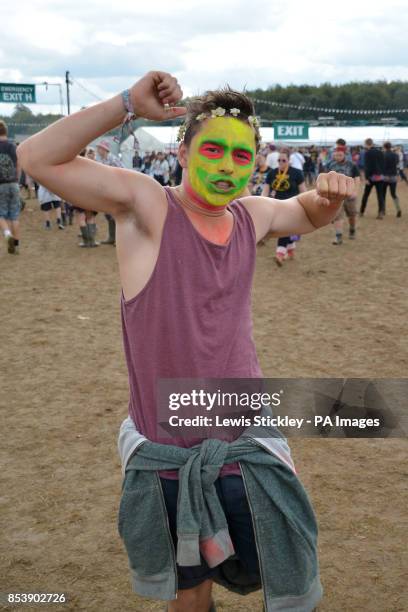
[1,0,407,115]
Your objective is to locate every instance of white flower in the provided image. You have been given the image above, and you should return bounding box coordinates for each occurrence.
[196,113,208,122]
[248,115,260,128]
[230,108,240,117]
[211,107,226,118]
[177,124,187,142]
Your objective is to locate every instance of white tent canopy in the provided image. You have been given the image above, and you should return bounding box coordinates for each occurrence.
[122,127,179,155]
[121,125,408,157]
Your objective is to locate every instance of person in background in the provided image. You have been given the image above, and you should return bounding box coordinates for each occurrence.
[68,148,100,247]
[0,120,21,254]
[249,153,270,196]
[151,151,170,185]
[86,147,96,161]
[14,143,26,212]
[141,152,153,175]
[396,146,408,184]
[309,145,318,180]
[62,200,75,226]
[250,154,271,246]
[262,147,306,265]
[132,151,143,171]
[289,147,305,171]
[167,152,177,181]
[303,151,315,187]
[173,159,183,186]
[266,143,279,170]
[37,184,65,230]
[383,142,401,218]
[325,146,360,244]
[360,138,385,219]
[351,147,360,167]
[81,147,100,246]
[96,140,124,245]
[19,167,30,200]
[317,148,328,173]
[357,146,365,176]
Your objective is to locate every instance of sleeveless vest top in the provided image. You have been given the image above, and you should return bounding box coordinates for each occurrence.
[121,187,263,477]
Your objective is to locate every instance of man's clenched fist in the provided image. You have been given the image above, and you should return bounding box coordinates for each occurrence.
[315,171,360,207]
[129,71,186,121]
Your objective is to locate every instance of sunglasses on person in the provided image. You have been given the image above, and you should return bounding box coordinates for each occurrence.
[278,158,288,162]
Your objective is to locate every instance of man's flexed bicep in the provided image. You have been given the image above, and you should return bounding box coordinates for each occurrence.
[18,153,165,224]
[242,195,314,241]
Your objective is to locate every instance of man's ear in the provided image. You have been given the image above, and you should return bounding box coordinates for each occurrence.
[178,142,188,169]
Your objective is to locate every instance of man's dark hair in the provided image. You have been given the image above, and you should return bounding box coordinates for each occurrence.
[336,138,346,146]
[365,138,373,147]
[183,87,261,151]
[383,141,392,150]
[0,121,8,137]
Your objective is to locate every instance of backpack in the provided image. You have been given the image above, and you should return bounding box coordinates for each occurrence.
[0,144,16,182]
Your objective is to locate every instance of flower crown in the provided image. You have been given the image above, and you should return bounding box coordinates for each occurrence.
[177,107,260,142]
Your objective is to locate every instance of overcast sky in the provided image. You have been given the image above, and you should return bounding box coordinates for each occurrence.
[1,0,408,116]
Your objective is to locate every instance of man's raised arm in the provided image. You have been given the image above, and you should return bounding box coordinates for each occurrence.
[243,172,360,241]
[17,72,186,223]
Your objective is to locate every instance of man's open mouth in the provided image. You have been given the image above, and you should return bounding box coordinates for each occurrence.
[211,180,235,192]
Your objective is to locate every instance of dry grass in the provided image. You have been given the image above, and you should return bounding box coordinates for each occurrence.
[1,184,407,611]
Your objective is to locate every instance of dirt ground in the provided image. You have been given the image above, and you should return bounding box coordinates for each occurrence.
[1,185,407,612]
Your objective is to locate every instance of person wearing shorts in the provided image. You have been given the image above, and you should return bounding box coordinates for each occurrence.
[325,146,360,244]
[0,120,20,254]
[37,184,64,230]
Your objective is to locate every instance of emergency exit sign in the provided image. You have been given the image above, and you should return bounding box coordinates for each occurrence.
[0,83,36,104]
[274,122,309,140]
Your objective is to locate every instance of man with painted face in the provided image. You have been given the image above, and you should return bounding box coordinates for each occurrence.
[18,71,358,612]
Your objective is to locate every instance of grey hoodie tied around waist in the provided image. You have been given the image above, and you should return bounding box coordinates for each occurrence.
[117,419,322,612]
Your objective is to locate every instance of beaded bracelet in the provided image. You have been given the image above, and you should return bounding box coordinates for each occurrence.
[121,89,137,119]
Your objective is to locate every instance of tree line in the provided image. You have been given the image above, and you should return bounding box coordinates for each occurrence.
[2,81,408,140]
[248,80,408,122]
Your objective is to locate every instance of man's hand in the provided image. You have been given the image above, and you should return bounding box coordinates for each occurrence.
[130,71,186,121]
[315,171,360,207]
[16,70,187,222]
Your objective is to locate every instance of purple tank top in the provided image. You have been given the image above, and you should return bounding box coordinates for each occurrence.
[121,188,263,477]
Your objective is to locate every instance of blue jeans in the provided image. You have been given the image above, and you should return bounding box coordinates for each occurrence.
[160,475,260,590]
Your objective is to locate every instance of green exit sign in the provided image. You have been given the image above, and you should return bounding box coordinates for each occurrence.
[0,83,36,104]
[274,122,309,140]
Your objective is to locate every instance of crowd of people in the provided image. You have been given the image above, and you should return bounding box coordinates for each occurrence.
[1,117,406,261]
[249,138,406,264]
